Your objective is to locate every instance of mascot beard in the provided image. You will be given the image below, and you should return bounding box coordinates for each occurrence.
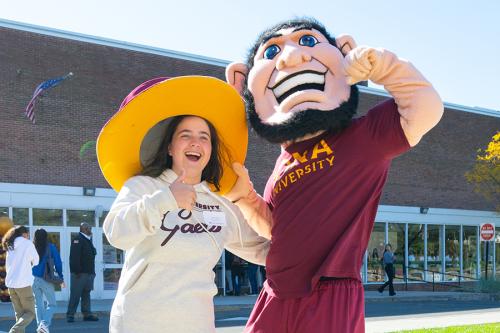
[244,85,359,144]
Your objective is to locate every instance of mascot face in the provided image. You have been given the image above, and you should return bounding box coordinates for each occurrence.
[227,19,359,144]
[248,27,351,125]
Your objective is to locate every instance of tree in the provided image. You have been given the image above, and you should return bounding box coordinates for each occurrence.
[465,132,500,212]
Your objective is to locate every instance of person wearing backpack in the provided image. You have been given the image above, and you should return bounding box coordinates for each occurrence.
[32,228,64,333]
[2,225,39,333]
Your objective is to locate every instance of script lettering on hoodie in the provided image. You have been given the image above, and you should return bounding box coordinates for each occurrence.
[160,209,222,246]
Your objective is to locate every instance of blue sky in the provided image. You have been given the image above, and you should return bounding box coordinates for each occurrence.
[3,0,499,110]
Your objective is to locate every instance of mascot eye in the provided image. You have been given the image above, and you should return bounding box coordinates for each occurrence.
[299,35,318,47]
[264,45,281,59]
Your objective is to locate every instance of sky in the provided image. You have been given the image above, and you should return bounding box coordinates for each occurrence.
[2,0,500,111]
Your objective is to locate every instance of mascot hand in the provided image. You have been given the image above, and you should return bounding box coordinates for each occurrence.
[343,46,384,85]
[225,163,255,203]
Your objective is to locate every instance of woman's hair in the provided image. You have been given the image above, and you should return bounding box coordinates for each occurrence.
[384,243,392,253]
[1,225,29,251]
[34,228,48,258]
[140,115,225,191]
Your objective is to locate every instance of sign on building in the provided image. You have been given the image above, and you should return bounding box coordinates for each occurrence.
[480,223,495,241]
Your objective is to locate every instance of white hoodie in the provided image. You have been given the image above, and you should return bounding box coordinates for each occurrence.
[6,236,39,288]
[104,169,269,333]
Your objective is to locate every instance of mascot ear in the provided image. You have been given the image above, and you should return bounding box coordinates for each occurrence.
[335,34,357,57]
[226,62,248,96]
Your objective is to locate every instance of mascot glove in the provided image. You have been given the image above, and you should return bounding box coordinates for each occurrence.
[225,163,255,203]
[343,46,387,85]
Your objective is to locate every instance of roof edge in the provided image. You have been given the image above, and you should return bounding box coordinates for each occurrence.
[0,18,230,67]
[358,85,500,118]
[2,18,499,117]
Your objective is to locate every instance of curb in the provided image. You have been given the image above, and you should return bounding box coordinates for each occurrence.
[365,292,498,303]
[215,304,255,312]
[0,306,253,322]
[0,310,110,322]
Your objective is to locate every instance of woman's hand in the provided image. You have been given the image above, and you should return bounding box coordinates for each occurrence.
[170,169,197,210]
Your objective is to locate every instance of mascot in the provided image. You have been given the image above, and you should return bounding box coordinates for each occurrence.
[225,18,444,333]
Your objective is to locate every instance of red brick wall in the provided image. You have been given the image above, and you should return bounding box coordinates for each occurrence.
[1,26,498,211]
[0,26,225,189]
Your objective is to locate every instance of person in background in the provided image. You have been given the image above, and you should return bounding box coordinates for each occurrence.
[231,256,246,296]
[258,265,266,292]
[32,228,64,333]
[2,225,39,333]
[66,223,98,322]
[246,262,259,295]
[378,244,396,296]
[372,248,379,261]
[225,250,235,295]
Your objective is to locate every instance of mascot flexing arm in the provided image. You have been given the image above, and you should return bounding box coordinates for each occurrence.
[225,18,443,333]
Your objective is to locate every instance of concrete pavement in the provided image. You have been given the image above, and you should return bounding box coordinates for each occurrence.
[1,291,499,332]
[365,308,500,332]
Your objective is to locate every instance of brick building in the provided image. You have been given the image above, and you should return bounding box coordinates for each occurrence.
[0,18,499,300]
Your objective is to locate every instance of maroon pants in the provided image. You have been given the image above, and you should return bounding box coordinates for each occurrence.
[244,278,365,333]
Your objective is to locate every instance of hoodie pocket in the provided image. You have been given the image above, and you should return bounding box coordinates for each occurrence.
[122,263,149,296]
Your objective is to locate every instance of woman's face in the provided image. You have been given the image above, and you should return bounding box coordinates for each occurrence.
[168,116,212,183]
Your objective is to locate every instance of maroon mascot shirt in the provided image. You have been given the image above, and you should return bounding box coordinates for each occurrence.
[263,99,410,299]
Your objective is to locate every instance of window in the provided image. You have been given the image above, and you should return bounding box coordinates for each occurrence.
[445,225,460,281]
[480,239,494,279]
[367,223,385,282]
[388,223,405,282]
[99,211,109,227]
[496,227,500,281]
[102,236,124,265]
[12,208,28,226]
[427,225,443,281]
[33,209,63,226]
[408,224,425,281]
[0,207,8,218]
[463,226,478,280]
[103,268,122,290]
[67,210,95,227]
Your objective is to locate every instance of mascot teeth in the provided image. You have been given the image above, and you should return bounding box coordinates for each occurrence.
[272,71,325,103]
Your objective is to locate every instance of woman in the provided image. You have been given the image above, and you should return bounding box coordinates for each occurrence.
[2,225,39,333]
[99,77,269,333]
[32,228,64,333]
[378,244,396,296]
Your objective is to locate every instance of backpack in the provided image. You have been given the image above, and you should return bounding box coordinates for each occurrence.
[43,245,64,285]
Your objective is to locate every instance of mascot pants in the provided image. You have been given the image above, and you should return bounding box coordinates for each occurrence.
[244,278,365,333]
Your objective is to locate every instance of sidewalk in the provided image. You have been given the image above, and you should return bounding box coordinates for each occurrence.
[0,295,260,321]
[1,291,498,322]
[365,308,500,332]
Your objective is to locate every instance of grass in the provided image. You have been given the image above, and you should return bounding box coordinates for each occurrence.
[393,322,500,332]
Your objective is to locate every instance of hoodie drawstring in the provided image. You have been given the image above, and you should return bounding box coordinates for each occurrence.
[201,184,244,249]
[190,213,222,253]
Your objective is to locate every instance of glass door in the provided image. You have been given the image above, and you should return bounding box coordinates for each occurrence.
[95,229,124,299]
[31,227,69,301]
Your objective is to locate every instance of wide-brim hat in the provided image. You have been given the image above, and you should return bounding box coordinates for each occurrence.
[96,76,247,194]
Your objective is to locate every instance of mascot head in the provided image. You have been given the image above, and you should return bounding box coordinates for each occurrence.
[227,18,359,144]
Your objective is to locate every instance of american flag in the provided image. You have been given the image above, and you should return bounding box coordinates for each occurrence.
[24,72,73,124]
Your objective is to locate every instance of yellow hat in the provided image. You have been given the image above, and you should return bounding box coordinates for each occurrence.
[96,76,247,194]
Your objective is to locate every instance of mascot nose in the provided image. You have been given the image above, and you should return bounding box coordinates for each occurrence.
[277,44,312,70]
